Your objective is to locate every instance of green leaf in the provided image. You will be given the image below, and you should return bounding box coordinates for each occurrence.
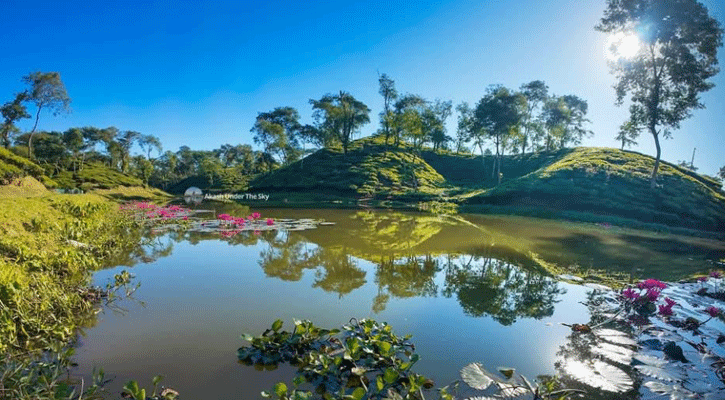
[378,341,392,354]
[272,319,284,332]
[274,382,288,397]
[383,367,399,384]
[153,375,163,386]
[376,375,385,392]
[497,367,515,380]
[351,387,366,400]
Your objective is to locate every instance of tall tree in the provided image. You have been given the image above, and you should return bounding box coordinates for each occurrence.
[22,72,71,159]
[310,92,370,155]
[473,86,523,184]
[116,130,141,173]
[62,127,85,171]
[0,92,30,148]
[377,73,398,146]
[251,107,302,166]
[518,80,548,154]
[138,134,162,160]
[455,102,475,155]
[422,99,453,152]
[596,0,723,187]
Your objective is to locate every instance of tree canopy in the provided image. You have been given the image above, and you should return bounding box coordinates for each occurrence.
[596,0,723,187]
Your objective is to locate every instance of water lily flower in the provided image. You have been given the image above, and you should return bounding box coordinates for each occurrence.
[698,276,709,282]
[706,306,721,317]
[658,304,674,316]
[638,279,667,290]
[622,287,639,300]
[217,213,233,221]
[664,297,677,307]
[710,271,722,279]
[251,212,261,219]
[645,289,660,302]
[266,218,274,226]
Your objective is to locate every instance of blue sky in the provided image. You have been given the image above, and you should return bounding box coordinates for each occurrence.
[1,0,723,175]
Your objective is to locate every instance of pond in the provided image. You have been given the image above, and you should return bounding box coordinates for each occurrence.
[72,207,725,399]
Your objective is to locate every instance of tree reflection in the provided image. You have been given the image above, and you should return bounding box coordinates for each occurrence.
[257,231,367,298]
[372,254,440,312]
[311,247,367,297]
[442,254,565,325]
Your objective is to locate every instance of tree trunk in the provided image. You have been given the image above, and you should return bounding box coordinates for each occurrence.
[650,129,661,188]
[28,107,42,159]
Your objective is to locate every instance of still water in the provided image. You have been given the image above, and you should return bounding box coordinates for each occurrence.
[73,207,725,399]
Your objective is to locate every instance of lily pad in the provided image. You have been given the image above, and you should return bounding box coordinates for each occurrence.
[460,363,495,390]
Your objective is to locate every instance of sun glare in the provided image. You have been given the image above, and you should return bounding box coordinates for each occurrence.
[605,32,640,61]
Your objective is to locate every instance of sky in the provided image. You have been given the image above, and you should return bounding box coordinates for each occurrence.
[1,0,723,176]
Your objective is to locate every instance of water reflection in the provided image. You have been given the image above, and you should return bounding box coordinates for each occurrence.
[442,254,565,325]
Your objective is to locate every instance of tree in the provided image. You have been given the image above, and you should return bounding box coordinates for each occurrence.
[616,119,640,150]
[377,73,398,146]
[422,99,453,152]
[22,72,71,159]
[250,107,302,166]
[542,95,592,149]
[473,86,523,184]
[116,130,141,173]
[62,127,85,171]
[518,80,548,154]
[310,92,370,155]
[455,102,475,155]
[138,134,162,160]
[596,0,723,187]
[0,92,30,148]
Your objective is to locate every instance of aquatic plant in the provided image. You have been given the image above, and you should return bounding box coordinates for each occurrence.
[238,319,584,400]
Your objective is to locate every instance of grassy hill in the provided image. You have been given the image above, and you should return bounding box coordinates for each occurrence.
[250,136,725,233]
[252,136,446,198]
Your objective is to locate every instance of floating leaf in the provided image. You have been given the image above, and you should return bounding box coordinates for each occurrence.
[495,382,529,399]
[497,367,515,380]
[644,381,696,400]
[460,363,495,390]
[351,387,366,400]
[635,364,684,382]
[272,319,283,332]
[594,329,638,347]
[383,367,399,384]
[591,342,634,365]
[633,354,667,367]
[561,359,633,393]
[273,382,287,397]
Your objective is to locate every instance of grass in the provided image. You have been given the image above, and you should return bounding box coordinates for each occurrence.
[52,162,143,190]
[251,137,725,234]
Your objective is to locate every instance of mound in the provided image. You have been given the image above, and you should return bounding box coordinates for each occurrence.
[466,148,725,231]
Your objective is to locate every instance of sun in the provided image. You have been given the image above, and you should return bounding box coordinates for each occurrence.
[605,32,641,61]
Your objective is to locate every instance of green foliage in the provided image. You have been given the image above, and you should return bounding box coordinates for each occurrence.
[52,161,143,190]
[595,0,724,184]
[0,146,46,184]
[239,319,439,400]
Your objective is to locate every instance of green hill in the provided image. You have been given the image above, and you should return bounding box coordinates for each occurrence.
[0,147,55,187]
[251,136,446,198]
[250,136,725,232]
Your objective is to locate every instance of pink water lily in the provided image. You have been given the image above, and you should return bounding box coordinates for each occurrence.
[710,271,722,279]
[658,304,674,316]
[266,218,274,226]
[622,287,639,300]
[706,306,721,317]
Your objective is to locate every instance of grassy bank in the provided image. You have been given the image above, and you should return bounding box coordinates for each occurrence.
[246,136,725,235]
